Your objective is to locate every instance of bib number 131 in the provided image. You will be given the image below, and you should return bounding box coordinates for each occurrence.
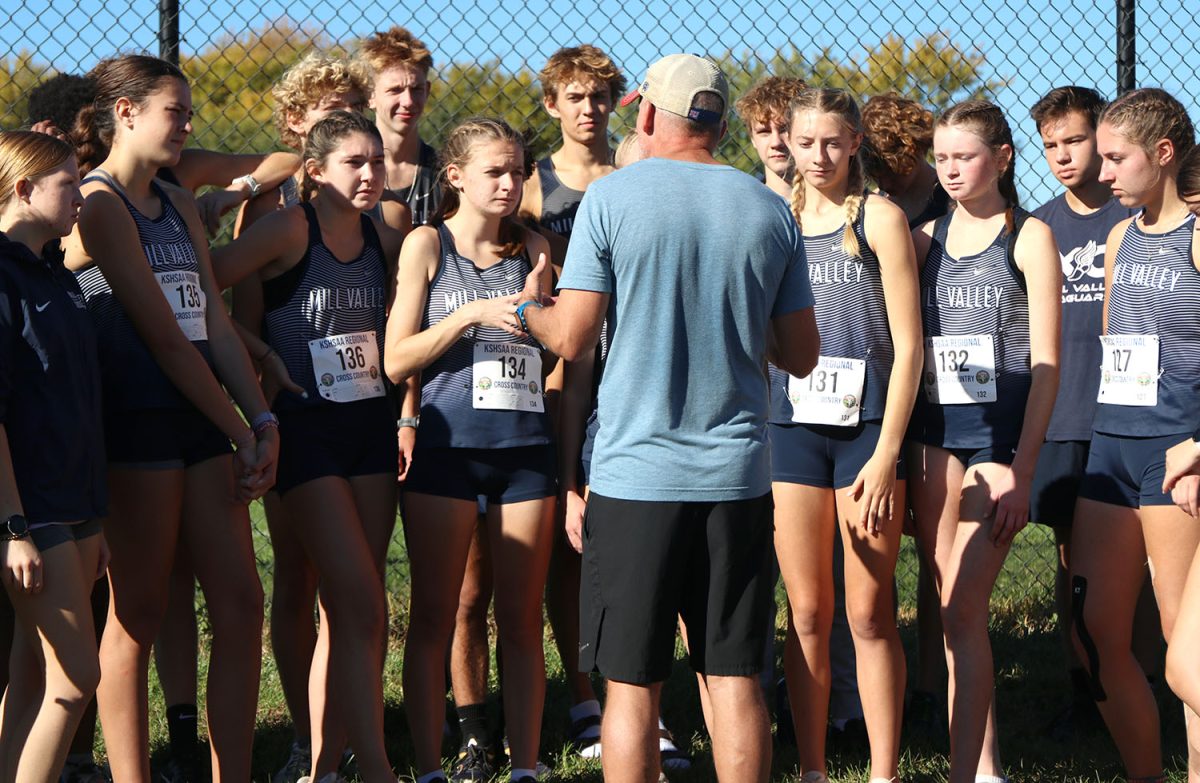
[787,356,866,426]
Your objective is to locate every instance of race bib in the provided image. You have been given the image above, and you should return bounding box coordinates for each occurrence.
[308,331,385,403]
[1097,334,1159,407]
[155,270,207,341]
[472,343,544,412]
[787,356,866,426]
[923,334,997,405]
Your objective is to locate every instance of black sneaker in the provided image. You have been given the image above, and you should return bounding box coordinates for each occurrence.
[158,756,200,783]
[449,742,494,783]
[905,689,943,738]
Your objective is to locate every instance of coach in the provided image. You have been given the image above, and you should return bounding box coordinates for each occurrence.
[518,53,819,783]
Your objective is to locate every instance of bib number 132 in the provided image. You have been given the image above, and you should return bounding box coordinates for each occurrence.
[923,334,997,405]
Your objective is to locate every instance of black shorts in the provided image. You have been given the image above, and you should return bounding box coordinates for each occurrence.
[1030,440,1090,527]
[105,407,232,469]
[770,421,906,488]
[579,492,775,684]
[1078,431,1182,509]
[28,518,103,552]
[405,444,556,505]
[275,398,398,495]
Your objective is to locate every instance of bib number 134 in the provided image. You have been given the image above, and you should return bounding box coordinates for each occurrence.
[473,343,544,412]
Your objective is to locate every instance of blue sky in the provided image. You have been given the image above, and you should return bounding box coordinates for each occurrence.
[9,0,1199,205]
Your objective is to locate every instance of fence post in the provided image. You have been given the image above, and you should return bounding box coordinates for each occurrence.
[159,0,180,65]
[1116,0,1135,95]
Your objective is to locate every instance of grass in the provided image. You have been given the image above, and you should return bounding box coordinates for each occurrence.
[125,512,1188,781]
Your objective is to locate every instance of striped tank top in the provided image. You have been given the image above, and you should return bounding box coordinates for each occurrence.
[75,170,214,411]
[912,209,1032,449]
[537,158,585,238]
[1094,214,1200,437]
[262,203,389,411]
[769,209,893,425]
[419,224,551,449]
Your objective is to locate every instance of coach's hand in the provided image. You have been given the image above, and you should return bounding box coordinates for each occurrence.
[562,487,587,553]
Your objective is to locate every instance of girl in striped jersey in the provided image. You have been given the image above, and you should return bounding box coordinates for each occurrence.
[771,88,922,783]
[63,54,278,783]
[908,101,1060,783]
[1069,89,1200,783]
[384,118,555,783]
[228,57,381,783]
[211,110,405,783]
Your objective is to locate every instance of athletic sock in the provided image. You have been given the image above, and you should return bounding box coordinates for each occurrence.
[416,771,447,783]
[974,775,1007,783]
[569,699,601,724]
[511,768,536,781]
[166,703,199,762]
[457,702,490,748]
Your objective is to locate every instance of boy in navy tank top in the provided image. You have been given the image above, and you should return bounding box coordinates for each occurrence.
[359,26,440,228]
[511,44,630,765]
[520,45,625,240]
[1027,86,1143,740]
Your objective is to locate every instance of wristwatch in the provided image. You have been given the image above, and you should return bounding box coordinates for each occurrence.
[2,514,29,542]
[232,174,262,199]
[397,416,420,430]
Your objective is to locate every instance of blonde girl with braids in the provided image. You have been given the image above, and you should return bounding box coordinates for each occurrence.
[384,117,555,783]
[1068,88,1200,783]
[907,100,1059,783]
[63,54,278,783]
[769,87,922,783]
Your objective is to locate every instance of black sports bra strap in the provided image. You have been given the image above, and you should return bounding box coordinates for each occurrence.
[299,202,323,247]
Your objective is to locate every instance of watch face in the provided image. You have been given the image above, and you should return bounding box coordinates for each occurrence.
[5,515,28,538]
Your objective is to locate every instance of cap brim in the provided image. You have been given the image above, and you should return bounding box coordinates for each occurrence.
[619,88,642,107]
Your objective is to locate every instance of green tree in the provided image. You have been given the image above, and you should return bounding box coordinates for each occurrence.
[715,32,1005,171]
[0,52,54,130]
[183,18,331,152]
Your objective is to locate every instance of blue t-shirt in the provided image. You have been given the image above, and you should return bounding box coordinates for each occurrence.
[558,158,814,502]
[1032,194,1136,441]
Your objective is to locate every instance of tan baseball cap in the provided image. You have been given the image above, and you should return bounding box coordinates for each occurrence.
[619,53,728,125]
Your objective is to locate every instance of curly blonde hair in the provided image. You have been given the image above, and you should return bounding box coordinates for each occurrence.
[860,93,933,182]
[735,76,807,128]
[539,45,626,104]
[788,88,866,258]
[358,26,434,77]
[272,53,368,150]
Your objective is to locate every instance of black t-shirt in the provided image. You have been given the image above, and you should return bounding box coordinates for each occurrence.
[0,234,107,523]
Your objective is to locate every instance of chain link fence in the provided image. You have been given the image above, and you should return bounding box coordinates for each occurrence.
[5,0,1193,615]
